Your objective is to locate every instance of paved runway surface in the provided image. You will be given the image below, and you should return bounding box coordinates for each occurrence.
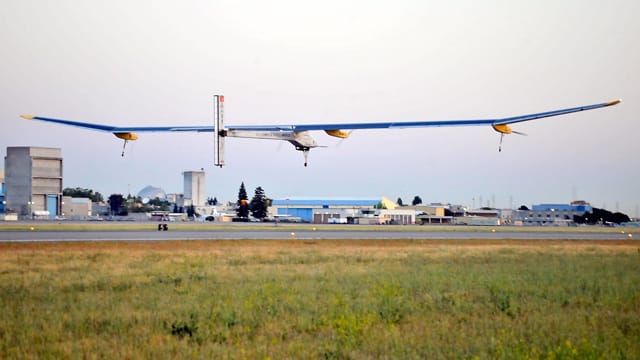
[0,229,633,242]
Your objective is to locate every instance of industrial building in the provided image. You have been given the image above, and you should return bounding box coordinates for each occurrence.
[4,147,63,219]
[61,196,92,219]
[512,201,592,226]
[183,170,205,207]
[411,205,452,224]
[269,197,417,224]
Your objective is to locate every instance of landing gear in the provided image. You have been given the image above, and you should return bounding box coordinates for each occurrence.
[497,130,526,152]
[121,139,128,157]
[295,146,311,167]
[114,133,138,157]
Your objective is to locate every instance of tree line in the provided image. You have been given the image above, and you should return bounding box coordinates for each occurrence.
[573,208,630,225]
[62,187,104,203]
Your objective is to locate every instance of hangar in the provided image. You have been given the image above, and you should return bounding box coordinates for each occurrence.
[269,197,416,224]
[513,201,593,226]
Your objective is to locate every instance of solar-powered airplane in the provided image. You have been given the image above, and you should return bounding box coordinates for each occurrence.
[21,96,620,167]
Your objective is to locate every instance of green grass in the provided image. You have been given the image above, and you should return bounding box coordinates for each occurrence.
[0,241,639,358]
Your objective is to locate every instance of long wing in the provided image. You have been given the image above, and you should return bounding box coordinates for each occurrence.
[226,100,621,132]
[19,115,214,133]
[21,99,620,134]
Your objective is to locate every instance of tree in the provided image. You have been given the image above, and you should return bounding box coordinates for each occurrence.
[374,202,387,209]
[108,194,125,216]
[396,197,404,206]
[63,187,104,203]
[249,186,268,219]
[574,208,631,225]
[147,197,170,211]
[236,182,249,218]
[611,212,631,224]
[518,205,530,211]
[187,204,196,218]
[412,196,423,206]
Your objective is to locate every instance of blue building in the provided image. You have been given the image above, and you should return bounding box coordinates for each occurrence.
[515,201,592,226]
[270,198,390,223]
[532,203,592,213]
[0,181,5,214]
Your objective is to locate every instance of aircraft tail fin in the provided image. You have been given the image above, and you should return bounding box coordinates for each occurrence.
[213,95,225,167]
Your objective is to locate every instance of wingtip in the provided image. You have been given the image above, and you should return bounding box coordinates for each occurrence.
[607,99,621,106]
[21,114,35,119]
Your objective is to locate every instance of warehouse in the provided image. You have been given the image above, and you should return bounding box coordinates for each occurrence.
[512,201,592,226]
[269,197,416,224]
[4,147,63,219]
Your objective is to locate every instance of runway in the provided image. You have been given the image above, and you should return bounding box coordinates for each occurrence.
[0,227,634,242]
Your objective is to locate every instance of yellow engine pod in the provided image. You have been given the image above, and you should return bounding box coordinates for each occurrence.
[114,132,138,141]
[324,129,349,139]
[492,124,512,134]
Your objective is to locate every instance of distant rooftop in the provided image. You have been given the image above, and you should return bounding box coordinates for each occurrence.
[532,203,592,212]
[272,198,380,207]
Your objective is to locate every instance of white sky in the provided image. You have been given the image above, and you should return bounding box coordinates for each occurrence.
[1,0,638,215]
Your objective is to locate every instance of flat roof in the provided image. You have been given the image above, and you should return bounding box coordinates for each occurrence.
[272,199,380,207]
[532,204,592,211]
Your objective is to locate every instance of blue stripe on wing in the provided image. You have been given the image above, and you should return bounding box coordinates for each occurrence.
[492,100,619,126]
[113,126,214,132]
[226,120,495,132]
[30,116,117,132]
[289,119,495,131]
[226,100,619,132]
[29,116,214,133]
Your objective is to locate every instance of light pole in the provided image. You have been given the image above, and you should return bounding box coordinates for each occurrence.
[27,201,33,220]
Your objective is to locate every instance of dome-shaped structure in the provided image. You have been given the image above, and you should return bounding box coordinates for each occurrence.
[137,185,167,202]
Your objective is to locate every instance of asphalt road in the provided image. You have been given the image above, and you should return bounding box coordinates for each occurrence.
[0,229,633,242]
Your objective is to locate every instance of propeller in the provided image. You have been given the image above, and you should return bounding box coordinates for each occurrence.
[335,130,354,148]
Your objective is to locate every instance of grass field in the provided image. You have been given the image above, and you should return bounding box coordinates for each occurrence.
[1,239,639,359]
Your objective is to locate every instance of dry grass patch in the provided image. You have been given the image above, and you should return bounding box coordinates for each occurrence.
[1,239,638,359]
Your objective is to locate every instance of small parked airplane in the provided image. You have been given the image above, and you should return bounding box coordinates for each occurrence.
[21,96,620,167]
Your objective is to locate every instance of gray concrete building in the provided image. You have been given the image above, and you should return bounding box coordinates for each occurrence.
[61,196,92,219]
[512,202,591,226]
[4,147,63,218]
[183,170,205,207]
